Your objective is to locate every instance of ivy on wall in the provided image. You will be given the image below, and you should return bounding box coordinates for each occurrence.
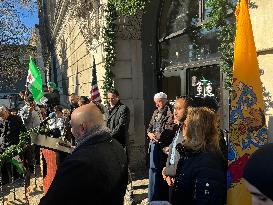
[101,0,147,100]
[203,0,236,89]
[108,0,146,16]
[101,2,117,100]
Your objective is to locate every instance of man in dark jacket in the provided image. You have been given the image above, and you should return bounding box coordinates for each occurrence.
[105,88,130,149]
[0,105,26,183]
[147,92,175,202]
[68,93,79,113]
[44,82,60,114]
[0,106,26,148]
[39,103,128,205]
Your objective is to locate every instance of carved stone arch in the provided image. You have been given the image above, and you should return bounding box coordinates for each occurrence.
[116,12,142,40]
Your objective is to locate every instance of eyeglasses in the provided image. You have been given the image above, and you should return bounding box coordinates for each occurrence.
[175,95,194,103]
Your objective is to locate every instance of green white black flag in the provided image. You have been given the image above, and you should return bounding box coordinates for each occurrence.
[27,56,44,102]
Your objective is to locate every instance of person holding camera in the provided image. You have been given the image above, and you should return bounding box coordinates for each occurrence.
[19,95,42,129]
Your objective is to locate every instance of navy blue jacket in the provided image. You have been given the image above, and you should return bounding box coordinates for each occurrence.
[172,147,226,205]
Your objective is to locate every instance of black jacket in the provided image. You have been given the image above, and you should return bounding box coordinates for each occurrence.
[44,91,60,113]
[105,101,130,148]
[172,147,226,205]
[39,130,128,205]
[1,114,26,148]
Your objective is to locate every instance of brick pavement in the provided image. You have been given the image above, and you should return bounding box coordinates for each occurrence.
[1,169,149,205]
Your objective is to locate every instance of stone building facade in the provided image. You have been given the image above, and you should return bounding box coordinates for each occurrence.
[38,0,146,168]
[37,0,273,169]
[250,0,273,142]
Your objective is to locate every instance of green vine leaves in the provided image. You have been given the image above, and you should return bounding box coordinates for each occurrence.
[0,130,30,164]
[203,0,236,89]
[108,0,146,16]
[101,1,147,101]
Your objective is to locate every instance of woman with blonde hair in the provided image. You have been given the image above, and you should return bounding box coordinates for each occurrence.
[172,107,226,205]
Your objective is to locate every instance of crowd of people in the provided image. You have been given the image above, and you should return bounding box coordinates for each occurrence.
[147,93,227,204]
[146,92,273,205]
[0,86,272,205]
[0,84,131,204]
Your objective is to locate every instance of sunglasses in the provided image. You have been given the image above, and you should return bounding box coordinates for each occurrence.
[175,95,193,101]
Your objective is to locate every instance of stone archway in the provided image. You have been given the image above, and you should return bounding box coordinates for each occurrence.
[141,0,163,129]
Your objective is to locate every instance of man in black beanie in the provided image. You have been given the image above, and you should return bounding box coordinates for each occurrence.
[243,143,273,205]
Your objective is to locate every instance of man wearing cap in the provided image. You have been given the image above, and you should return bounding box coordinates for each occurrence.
[147,92,175,202]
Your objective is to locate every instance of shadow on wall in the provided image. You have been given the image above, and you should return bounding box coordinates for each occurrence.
[60,37,69,96]
[262,84,273,112]
[262,82,273,143]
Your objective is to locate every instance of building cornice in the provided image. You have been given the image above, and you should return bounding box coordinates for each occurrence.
[257,47,273,54]
[52,0,70,41]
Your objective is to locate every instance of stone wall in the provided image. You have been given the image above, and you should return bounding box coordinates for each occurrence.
[53,18,105,105]
[44,0,106,105]
[112,12,146,168]
[250,0,273,142]
[114,39,145,167]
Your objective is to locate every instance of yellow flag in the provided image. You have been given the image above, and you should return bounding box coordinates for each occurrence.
[228,0,268,204]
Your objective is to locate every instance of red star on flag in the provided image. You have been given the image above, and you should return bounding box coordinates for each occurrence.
[27,71,34,83]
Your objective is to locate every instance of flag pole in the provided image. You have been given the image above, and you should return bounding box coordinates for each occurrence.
[25,56,32,97]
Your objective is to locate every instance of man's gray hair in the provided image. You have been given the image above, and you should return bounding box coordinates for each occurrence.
[154,92,167,100]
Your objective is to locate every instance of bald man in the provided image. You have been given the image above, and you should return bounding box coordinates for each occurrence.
[39,103,128,205]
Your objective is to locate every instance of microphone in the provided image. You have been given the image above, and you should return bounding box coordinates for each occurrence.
[40,112,56,125]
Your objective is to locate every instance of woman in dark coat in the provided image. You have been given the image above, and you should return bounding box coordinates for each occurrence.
[172,107,226,205]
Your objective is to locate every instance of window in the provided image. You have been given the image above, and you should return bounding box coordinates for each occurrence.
[186,65,221,101]
[159,0,219,69]
[159,0,199,40]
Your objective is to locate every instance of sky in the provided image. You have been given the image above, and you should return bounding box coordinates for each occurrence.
[0,0,39,44]
[21,10,38,28]
[19,3,39,28]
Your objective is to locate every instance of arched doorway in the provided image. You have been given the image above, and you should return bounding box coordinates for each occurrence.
[142,0,228,129]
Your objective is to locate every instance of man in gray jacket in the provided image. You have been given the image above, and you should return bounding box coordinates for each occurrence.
[147,92,175,202]
[105,88,130,149]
